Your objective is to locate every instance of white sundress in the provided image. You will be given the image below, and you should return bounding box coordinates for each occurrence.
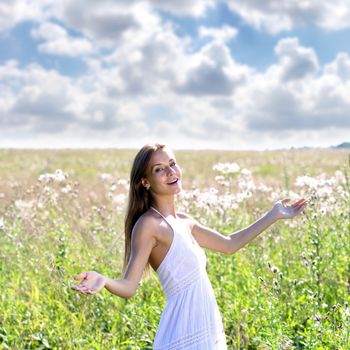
[151,207,227,350]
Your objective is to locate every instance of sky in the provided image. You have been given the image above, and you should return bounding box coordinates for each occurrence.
[0,0,350,150]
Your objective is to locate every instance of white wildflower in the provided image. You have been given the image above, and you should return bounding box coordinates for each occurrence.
[117,179,129,187]
[38,169,67,183]
[317,185,333,197]
[257,184,272,193]
[61,185,72,194]
[319,205,328,215]
[54,169,66,182]
[240,168,252,176]
[270,265,280,274]
[334,170,346,184]
[99,173,114,181]
[14,199,35,219]
[112,194,126,206]
[238,178,256,192]
[237,190,252,201]
[209,187,218,195]
[215,175,225,182]
[0,217,4,229]
[213,162,240,174]
[295,176,319,189]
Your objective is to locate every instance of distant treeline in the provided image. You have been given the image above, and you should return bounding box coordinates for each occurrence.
[334,142,350,148]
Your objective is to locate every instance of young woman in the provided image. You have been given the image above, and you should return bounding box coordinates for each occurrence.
[72,143,307,349]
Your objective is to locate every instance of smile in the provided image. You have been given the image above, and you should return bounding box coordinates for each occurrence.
[167,179,179,185]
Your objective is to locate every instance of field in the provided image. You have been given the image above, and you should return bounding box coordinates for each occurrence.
[0,148,349,349]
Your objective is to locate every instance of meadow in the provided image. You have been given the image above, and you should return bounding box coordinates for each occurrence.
[0,148,349,349]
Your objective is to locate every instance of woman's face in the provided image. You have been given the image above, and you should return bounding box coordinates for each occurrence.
[143,147,182,196]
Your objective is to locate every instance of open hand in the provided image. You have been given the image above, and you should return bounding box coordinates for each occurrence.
[71,271,106,295]
[271,198,307,220]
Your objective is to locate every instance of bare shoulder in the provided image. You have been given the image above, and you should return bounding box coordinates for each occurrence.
[131,210,167,241]
[131,211,159,240]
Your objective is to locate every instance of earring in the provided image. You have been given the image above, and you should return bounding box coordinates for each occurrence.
[145,184,150,190]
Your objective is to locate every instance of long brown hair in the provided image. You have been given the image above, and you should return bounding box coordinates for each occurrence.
[123,143,165,272]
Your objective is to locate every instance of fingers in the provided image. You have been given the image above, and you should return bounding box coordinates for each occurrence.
[71,284,98,295]
[291,198,307,208]
[73,272,88,281]
[71,283,92,293]
[281,198,290,205]
[72,272,91,294]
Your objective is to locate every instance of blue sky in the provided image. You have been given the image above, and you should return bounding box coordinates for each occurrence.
[0,0,350,150]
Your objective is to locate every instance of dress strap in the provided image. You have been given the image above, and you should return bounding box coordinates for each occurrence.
[150,206,166,219]
[150,206,175,230]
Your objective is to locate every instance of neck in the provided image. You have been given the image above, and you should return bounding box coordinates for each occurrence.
[151,197,176,217]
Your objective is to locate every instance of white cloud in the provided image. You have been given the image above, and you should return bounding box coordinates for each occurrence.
[0,61,78,132]
[274,37,319,81]
[1,1,350,149]
[148,0,214,16]
[176,41,251,96]
[58,0,147,48]
[85,10,188,97]
[234,38,350,132]
[324,52,350,81]
[31,22,93,56]
[199,25,238,43]
[225,0,350,33]
[2,28,350,149]
[0,0,49,31]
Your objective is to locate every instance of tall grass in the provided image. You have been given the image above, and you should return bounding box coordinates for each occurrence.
[0,149,349,349]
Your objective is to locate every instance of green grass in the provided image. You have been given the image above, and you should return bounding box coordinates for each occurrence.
[0,148,349,349]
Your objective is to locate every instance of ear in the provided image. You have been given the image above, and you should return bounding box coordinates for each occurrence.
[141,178,150,190]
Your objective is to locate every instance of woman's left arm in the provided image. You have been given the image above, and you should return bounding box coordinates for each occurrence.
[191,198,307,254]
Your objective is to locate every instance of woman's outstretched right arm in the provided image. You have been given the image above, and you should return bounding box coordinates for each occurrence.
[71,216,157,299]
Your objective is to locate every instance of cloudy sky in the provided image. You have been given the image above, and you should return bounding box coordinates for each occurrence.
[1,0,350,150]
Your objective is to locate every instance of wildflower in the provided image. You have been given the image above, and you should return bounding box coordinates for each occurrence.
[99,173,114,181]
[240,168,251,176]
[215,175,225,182]
[314,314,322,322]
[0,217,4,229]
[295,175,319,189]
[112,194,126,207]
[54,169,66,182]
[61,185,72,194]
[257,184,272,193]
[38,169,67,183]
[283,339,294,349]
[319,205,328,215]
[14,199,35,219]
[238,178,256,192]
[246,190,253,198]
[268,262,279,274]
[117,179,129,190]
[212,162,240,174]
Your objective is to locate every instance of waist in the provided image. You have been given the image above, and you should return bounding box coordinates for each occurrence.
[161,266,206,299]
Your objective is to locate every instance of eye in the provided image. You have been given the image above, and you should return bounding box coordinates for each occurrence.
[155,167,164,173]
[170,161,176,167]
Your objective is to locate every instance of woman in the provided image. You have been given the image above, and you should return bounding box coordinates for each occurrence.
[72,143,307,349]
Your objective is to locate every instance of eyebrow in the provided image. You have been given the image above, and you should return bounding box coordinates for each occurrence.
[151,159,175,169]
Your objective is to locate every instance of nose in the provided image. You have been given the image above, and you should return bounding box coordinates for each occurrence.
[166,165,175,175]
